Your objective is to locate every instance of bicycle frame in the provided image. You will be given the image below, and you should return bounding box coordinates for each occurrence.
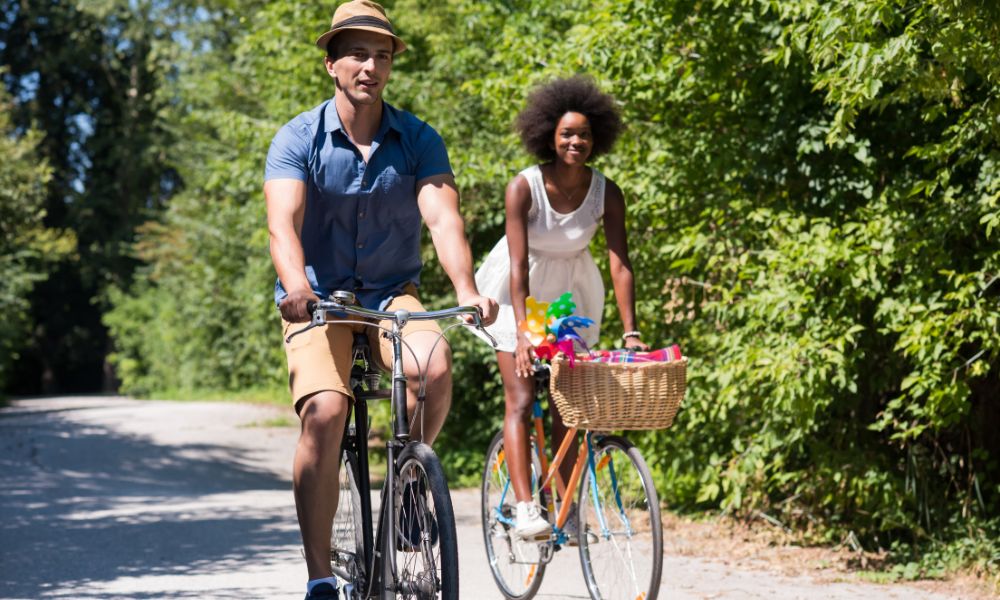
[290,291,495,598]
[491,369,634,550]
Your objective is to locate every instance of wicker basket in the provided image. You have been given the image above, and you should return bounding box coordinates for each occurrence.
[549,356,687,430]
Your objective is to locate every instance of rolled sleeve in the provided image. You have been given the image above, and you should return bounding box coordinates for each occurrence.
[265,123,310,182]
[414,125,452,182]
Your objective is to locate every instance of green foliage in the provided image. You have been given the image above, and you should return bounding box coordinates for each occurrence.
[0,86,74,392]
[0,0,198,392]
[103,0,999,575]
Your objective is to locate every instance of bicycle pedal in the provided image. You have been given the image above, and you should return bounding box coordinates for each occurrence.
[538,543,555,563]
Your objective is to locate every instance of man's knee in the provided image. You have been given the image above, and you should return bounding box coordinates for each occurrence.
[298,391,350,433]
[421,345,452,384]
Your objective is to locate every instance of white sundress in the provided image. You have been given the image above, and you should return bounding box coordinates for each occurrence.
[474,165,606,352]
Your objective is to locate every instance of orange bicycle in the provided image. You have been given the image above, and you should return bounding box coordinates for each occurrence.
[480,362,663,600]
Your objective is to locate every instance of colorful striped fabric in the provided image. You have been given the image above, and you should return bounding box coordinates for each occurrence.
[581,344,683,363]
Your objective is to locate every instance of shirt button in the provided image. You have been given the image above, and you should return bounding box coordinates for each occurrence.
[358,211,366,218]
[356,242,364,249]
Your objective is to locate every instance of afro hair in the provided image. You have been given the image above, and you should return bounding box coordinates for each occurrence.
[515,75,623,162]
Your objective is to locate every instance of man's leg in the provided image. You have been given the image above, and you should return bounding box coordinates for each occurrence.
[401,329,452,443]
[294,390,351,579]
[377,289,450,444]
[282,318,356,582]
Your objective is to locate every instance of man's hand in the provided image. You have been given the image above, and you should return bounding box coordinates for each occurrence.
[279,288,320,323]
[459,293,498,327]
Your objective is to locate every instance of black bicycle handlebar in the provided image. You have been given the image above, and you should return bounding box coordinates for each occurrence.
[288,291,496,347]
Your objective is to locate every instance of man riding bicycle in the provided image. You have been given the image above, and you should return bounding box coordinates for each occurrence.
[263,2,498,597]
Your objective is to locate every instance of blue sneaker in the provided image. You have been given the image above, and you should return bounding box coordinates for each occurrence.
[305,582,338,599]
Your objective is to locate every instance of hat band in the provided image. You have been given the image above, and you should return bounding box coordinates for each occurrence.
[330,15,396,35]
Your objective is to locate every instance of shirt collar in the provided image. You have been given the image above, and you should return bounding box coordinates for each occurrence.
[323,98,343,133]
[323,98,402,137]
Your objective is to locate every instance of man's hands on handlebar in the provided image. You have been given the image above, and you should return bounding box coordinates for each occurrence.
[457,293,498,327]
[280,288,498,328]
[280,288,320,323]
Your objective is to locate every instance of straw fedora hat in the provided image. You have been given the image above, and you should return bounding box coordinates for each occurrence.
[315,0,407,55]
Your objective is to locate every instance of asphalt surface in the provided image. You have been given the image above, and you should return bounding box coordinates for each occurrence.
[0,396,962,599]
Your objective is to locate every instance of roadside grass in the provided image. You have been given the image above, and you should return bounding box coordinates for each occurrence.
[241,415,298,428]
[153,387,391,482]
[148,386,287,406]
[645,506,1000,597]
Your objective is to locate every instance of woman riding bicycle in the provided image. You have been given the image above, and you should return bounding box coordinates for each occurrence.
[474,75,647,539]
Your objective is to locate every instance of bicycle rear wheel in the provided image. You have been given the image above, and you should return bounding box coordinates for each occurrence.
[577,435,663,600]
[392,441,458,599]
[481,430,547,600]
[331,445,365,598]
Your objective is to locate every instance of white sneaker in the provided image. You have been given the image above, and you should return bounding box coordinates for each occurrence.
[515,502,551,539]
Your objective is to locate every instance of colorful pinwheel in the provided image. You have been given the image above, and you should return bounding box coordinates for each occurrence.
[518,293,593,365]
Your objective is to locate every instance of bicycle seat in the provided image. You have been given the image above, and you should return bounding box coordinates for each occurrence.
[352,332,370,352]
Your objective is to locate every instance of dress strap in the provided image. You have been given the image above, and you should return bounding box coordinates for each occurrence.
[590,168,606,221]
[520,165,544,223]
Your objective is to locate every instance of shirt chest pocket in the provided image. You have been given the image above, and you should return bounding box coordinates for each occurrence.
[379,170,419,224]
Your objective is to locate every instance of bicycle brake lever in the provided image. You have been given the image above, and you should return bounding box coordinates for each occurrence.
[285,321,320,344]
[480,327,498,348]
[285,302,328,343]
[468,307,499,348]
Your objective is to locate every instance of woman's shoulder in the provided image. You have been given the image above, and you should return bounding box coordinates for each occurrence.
[506,170,531,194]
[508,164,547,197]
[593,169,622,199]
[506,163,541,179]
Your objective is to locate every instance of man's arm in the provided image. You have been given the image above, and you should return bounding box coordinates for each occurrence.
[416,173,498,325]
[265,178,318,323]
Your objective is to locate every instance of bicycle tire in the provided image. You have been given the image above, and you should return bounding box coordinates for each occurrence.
[331,447,366,597]
[391,441,459,599]
[481,430,547,600]
[577,435,663,600]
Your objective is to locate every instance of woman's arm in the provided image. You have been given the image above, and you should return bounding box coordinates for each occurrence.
[505,174,536,375]
[603,179,649,350]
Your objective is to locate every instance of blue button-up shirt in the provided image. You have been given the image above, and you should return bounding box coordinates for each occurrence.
[265,99,452,309]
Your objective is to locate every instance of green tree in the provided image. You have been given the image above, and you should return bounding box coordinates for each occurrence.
[0,0,187,392]
[0,84,74,393]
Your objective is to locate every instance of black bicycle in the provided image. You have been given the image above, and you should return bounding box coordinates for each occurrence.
[286,290,496,599]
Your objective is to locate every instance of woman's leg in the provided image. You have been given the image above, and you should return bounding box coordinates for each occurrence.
[497,351,537,502]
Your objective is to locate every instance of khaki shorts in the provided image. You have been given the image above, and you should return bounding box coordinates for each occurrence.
[281,286,443,413]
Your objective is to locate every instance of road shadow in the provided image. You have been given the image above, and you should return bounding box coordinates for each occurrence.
[0,400,300,598]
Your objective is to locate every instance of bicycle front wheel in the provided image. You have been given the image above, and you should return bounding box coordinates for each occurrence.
[577,435,663,600]
[331,446,365,597]
[392,442,458,600]
[481,430,546,600]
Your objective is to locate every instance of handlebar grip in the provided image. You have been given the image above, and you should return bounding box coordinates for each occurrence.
[306,300,317,314]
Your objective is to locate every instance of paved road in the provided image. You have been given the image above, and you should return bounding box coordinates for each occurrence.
[0,397,961,599]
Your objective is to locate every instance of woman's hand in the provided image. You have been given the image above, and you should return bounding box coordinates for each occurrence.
[514,335,536,378]
[623,334,650,352]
